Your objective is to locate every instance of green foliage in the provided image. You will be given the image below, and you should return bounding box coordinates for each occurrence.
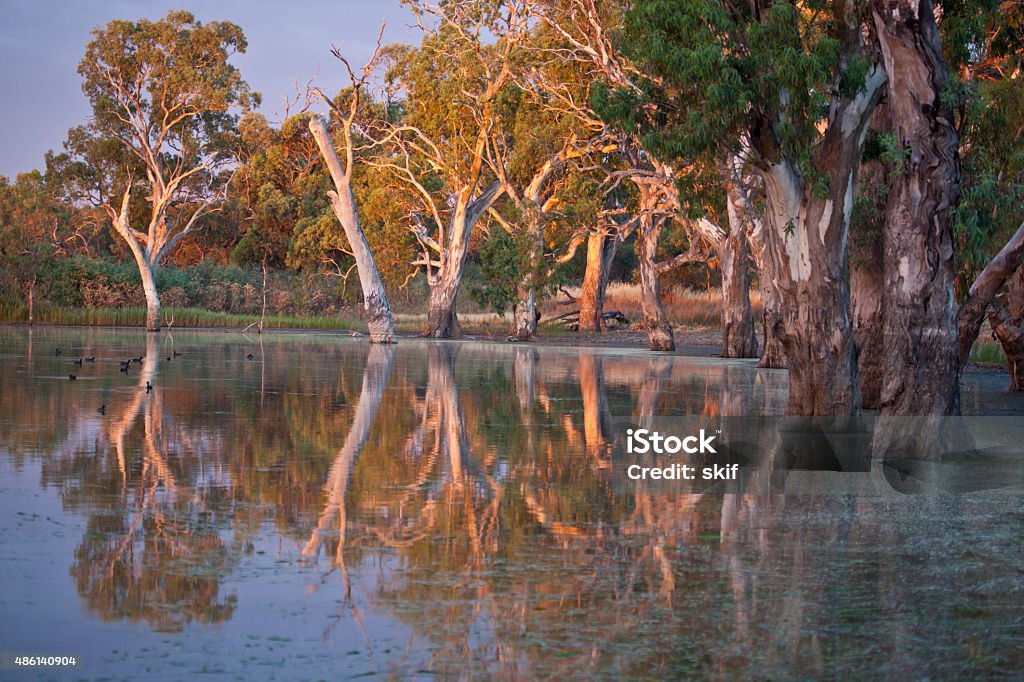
[468,230,523,314]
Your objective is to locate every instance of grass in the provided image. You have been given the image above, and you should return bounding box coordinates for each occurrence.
[0,303,360,331]
[539,283,762,330]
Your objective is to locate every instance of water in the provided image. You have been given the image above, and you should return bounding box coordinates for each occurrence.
[0,327,1022,680]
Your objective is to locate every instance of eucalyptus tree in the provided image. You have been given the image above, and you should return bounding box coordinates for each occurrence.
[51,11,255,331]
[370,0,531,338]
[530,0,752,355]
[621,0,888,415]
[307,32,397,343]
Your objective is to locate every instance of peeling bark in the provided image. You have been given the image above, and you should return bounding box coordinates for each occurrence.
[512,216,545,341]
[719,160,759,359]
[958,220,1024,365]
[849,155,888,410]
[988,270,1024,391]
[637,209,675,352]
[310,115,395,344]
[755,63,885,416]
[872,0,961,416]
[578,230,619,333]
[719,229,758,358]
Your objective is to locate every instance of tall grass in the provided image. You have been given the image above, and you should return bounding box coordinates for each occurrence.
[540,283,763,330]
[0,303,360,331]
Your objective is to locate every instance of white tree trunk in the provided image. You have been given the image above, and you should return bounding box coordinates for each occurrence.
[310,115,395,344]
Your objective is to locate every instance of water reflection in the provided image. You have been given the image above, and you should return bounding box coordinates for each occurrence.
[0,329,1021,678]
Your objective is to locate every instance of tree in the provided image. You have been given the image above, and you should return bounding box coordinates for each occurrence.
[623,0,886,414]
[53,11,254,331]
[371,0,527,338]
[308,31,397,344]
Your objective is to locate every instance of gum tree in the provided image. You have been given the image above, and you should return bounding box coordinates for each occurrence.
[54,11,254,331]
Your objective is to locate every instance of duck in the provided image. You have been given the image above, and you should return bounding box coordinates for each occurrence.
[73,358,83,367]
[247,353,254,360]
[146,381,153,393]
[97,404,106,415]
[173,351,183,358]
[84,357,95,363]
[68,374,77,381]
[120,363,130,374]
[55,348,61,356]
[166,356,172,362]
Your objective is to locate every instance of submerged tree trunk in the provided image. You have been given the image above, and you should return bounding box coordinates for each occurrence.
[719,229,758,358]
[310,115,395,344]
[26,278,35,326]
[748,224,786,369]
[849,155,888,410]
[579,230,619,333]
[872,0,961,416]
[851,249,885,409]
[988,270,1024,391]
[755,63,885,416]
[718,160,759,359]
[637,214,675,352]
[958,220,1024,365]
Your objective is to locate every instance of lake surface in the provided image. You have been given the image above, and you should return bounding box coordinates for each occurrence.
[1,327,1022,680]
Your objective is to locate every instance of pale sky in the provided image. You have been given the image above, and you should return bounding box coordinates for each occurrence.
[0,0,418,178]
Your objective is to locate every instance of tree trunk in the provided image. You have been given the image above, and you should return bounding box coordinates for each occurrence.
[851,250,884,409]
[136,257,161,333]
[512,217,544,341]
[988,270,1024,391]
[427,275,462,339]
[579,230,618,333]
[755,62,885,416]
[309,115,395,344]
[637,205,674,351]
[719,230,758,358]
[849,156,888,410]
[748,222,786,368]
[958,220,1024,365]
[872,0,961,417]
[27,278,34,326]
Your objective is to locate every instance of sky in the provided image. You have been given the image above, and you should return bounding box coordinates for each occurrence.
[0,0,418,178]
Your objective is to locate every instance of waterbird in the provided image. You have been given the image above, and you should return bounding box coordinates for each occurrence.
[166,356,172,362]
[55,348,61,356]
[97,404,106,415]
[247,353,254,360]
[120,364,130,374]
[85,357,95,363]
[146,381,153,393]
[68,374,77,381]
[73,358,83,367]
[173,351,182,358]
[132,356,142,364]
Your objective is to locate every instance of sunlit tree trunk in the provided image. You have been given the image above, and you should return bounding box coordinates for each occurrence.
[636,185,674,351]
[512,215,544,341]
[426,182,503,339]
[578,230,618,333]
[748,223,786,369]
[872,0,961,416]
[310,115,395,343]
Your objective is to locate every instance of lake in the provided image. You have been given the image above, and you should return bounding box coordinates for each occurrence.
[1,327,1022,680]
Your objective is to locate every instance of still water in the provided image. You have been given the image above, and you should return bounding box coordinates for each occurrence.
[0,327,1022,680]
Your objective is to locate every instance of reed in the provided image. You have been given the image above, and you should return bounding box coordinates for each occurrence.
[0,304,360,331]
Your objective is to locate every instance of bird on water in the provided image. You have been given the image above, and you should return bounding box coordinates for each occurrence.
[97,405,106,415]
[146,381,153,393]
[73,358,83,367]
[68,374,77,381]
